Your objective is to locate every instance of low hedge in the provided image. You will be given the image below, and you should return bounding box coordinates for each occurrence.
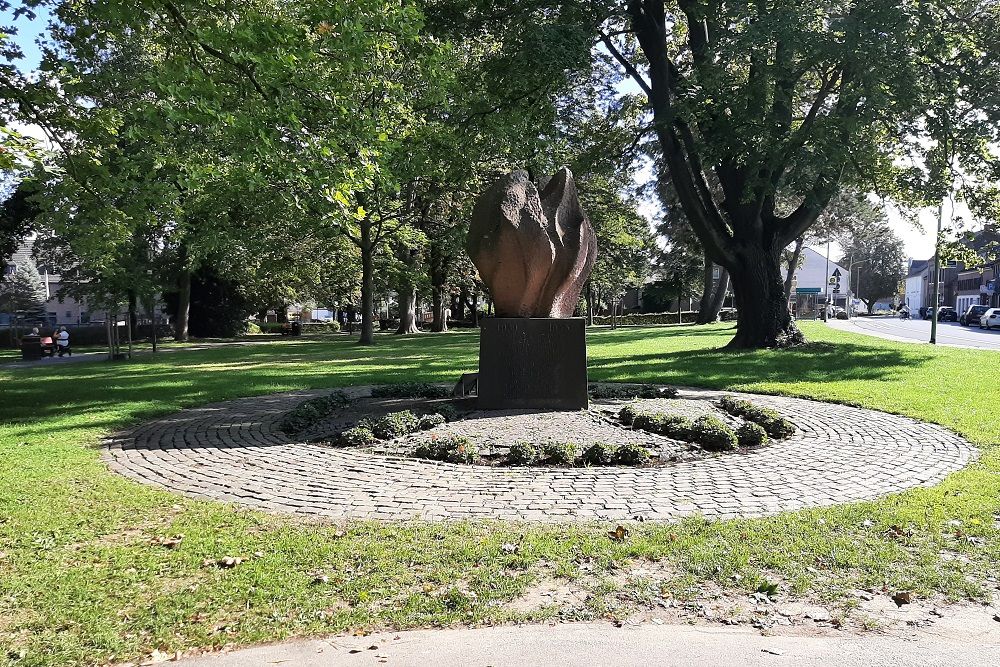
[591,309,736,326]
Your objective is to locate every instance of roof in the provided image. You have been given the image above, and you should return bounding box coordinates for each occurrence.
[906,259,930,277]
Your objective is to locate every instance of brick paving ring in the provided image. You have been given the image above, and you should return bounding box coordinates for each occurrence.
[102,386,977,521]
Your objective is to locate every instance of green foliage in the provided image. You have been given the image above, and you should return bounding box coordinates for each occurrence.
[717,396,796,439]
[278,391,351,434]
[370,410,420,440]
[689,415,739,452]
[417,413,446,431]
[371,383,450,399]
[653,414,694,440]
[618,404,640,426]
[412,436,478,464]
[540,441,578,465]
[336,424,377,447]
[506,441,539,466]
[736,422,770,448]
[581,441,617,466]
[613,442,651,466]
[0,257,47,321]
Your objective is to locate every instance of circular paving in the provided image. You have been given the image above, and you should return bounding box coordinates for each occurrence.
[102,386,977,522]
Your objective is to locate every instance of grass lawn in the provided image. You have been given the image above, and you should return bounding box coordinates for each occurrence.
[1,322,999,665]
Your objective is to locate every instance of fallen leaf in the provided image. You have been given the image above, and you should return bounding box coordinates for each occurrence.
[608,525,629,542]
[891,591,913,607]
[367,645,378,650]
[151,535,184,549]
[762,648,784,656]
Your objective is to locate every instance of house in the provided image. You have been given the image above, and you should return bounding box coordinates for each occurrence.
[782,247,850,318]
[1,239,93,327]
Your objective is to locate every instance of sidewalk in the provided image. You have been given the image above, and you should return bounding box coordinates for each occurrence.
[176,616,1000,667]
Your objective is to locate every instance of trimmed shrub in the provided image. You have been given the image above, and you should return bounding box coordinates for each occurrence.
[413,436,478,464]
[337,425,376,447]
[717,395,795,438]
[631,413,659,432]
[371,382,450,399]
[736,422,769,448]
[417,413,446,430]
[507,441,539,466]
[689,415,738,451]
[371,410,420,439]
[613,442,651,465]
[540,441,578,465]
[278,391,352,433]
[430,403,458,422]
[653,414,693,440]
[581,442,617,466]
[639,385,679,399]
[618,404,641,426]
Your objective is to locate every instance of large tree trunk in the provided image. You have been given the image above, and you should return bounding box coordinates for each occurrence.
[429,244,448,333]
[708,268,730,319]
[782,236,805,302]
[696,257,715,324]
[395,283,420,334]
[727,244,804,349]
[358,221,375,346]
[128,289,138,337]
[175,268,191,342]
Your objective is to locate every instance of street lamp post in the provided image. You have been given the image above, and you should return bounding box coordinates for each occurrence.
[846,258,869,318]
[930,202,944,345]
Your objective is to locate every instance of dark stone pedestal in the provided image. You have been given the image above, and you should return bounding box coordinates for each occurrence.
[478,317,588,410]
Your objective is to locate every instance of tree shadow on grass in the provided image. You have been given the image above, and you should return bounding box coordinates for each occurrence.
[589,341,932,388]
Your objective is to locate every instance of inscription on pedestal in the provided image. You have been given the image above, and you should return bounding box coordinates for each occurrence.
[478,317,588,410]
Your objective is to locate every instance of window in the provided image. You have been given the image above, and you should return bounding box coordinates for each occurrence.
[65,311,72,318]
[4,264,14,275]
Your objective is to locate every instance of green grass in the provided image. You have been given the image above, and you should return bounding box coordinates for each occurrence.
[1,323,999,665]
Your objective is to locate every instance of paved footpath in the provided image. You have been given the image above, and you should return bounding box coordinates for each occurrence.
[103,386,975,521]
[176,617,1000,667]
[827,316,1000,350]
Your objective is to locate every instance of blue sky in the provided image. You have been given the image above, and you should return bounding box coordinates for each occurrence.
[2,2,49,71]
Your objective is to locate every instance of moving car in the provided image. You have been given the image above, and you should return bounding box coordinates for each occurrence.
[980,308,1000,330]
[960,304,991,326]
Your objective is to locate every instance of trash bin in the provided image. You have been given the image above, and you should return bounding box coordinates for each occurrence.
[20,335,42,361]
[290,321,302,336]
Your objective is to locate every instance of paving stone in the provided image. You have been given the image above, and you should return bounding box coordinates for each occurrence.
[100,386,977,522]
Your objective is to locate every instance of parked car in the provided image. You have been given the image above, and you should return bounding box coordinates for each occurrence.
[980,308,1000,330]
[960,304,991,326]
[936,306,958,322]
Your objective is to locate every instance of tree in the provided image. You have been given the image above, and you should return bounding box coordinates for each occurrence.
[838,221,906,313]
[598,0,1000,348]
[0,181,39,260]
[0,257,47,327]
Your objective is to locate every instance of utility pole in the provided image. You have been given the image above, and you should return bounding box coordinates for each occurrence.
[823,239,831,321]
[930,202,943,345]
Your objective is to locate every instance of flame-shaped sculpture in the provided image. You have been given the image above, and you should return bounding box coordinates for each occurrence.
[467,168,597,318]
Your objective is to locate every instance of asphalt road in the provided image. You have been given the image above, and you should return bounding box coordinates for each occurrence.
[827,315,1000,350]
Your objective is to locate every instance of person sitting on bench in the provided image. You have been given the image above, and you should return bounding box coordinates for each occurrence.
[56,327,71,357]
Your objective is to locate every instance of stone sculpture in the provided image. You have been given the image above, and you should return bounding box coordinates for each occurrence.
[467,168,597,318]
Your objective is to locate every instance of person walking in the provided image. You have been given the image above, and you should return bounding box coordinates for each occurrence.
[56,326,71,357]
